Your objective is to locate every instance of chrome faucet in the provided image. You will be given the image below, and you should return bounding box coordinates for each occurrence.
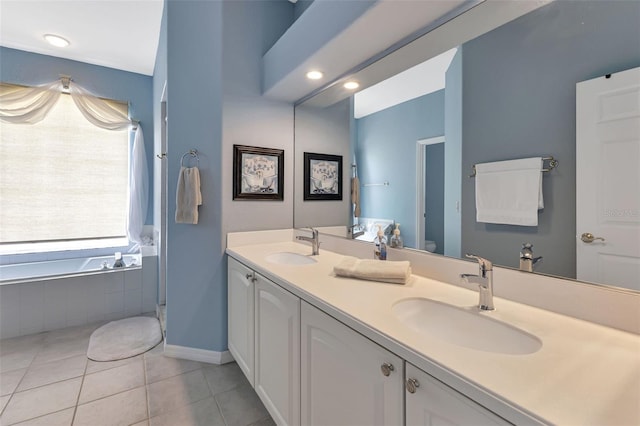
[460,253,495,311]
[296,228,320,255]
[519,243,542,272]
[348,224,365,239]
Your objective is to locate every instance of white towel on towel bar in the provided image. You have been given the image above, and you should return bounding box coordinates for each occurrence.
[175,166,202,224]
[475,157,543,226]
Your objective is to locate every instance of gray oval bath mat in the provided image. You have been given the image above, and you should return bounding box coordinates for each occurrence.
[87,316,162,361]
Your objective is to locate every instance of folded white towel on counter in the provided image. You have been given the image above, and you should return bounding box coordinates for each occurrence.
[333,256,411,284]
[175,166,202,224]
[475,157,543,226]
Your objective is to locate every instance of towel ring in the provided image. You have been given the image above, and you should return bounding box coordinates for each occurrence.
[180,150,199,167]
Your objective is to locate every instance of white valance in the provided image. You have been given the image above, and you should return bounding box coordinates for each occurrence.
[0,79,148,246]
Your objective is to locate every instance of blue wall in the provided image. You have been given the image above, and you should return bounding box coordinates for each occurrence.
[461,0,640,277]
[0,47,155,258]
[165,0,293,353]
[356,90,444,249]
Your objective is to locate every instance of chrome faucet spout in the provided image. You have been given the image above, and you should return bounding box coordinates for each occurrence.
[461,253,495,311]
[296,228,320,255]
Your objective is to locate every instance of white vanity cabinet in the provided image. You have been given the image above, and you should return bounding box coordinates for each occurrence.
[301,301,404,426]
[405,363,510,426]
[254,276,300,426]
[228,257,255,385]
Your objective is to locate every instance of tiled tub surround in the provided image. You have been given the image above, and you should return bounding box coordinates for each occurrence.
[0,320,274,426]
[226,229,640,425]
[0,255,158,339]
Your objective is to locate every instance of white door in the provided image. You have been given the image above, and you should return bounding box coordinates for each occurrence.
[301,301,403,426]
[576,67,640,290]
[227,257,255,385]
[254,276,300,426]
[405,363,509,426]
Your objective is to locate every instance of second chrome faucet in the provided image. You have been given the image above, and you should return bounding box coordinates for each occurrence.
[460,253,495,311]
[296,228,320,255]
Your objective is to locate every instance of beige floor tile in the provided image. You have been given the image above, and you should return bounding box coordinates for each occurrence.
[202,362,248,396]
[144,354,203,384]
[73,386,147,426]
[43,322,102,345]
[31,337,89,366]
[85,353,142,375]
[16,355,86,392]
[248,417,276,426]
[12,408,74,426]
[1,368,26,396]
[215,384,270,426]
[0,377,81,425]
[0,334,45,357]
[0,350,37,374]
[129,421,149,426]
[1,394,10,413]
[147,369,211,418]
[78,359,144,404]
[149,397,224,426]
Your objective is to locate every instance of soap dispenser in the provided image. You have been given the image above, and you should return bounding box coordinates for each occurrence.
[390,223,403,249]
[374,225,387,260]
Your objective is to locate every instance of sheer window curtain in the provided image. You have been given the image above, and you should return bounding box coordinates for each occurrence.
[0,79,149,246]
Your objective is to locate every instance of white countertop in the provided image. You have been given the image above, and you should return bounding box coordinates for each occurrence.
[227,240,640,425]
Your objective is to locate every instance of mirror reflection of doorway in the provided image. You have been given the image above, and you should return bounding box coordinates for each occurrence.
[416,136,444,254]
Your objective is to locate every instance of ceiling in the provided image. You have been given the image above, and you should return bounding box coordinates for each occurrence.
[0,1,164,76]
[354,48,457,119]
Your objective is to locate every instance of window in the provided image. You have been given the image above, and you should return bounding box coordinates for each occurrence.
[0,88,129,250]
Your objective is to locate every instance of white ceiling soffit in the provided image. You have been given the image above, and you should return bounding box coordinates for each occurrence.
[354,48,457,119]
[302,0,552,109]
[263,0,469,103]
[0,0,164,76]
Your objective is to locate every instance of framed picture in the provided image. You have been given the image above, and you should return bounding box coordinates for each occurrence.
[233,145,284,200]
[304,152,343,201]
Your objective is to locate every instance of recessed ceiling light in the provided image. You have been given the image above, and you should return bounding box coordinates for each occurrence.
[344,81,360,90]
[44,34,70,48]
[306,70,323,80]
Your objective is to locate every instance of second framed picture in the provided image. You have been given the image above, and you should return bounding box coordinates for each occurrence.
[303,152,343,201]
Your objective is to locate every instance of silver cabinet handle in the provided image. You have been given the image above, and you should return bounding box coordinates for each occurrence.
[406,378,420,394]
[381,362,394,377]
[581,232,605,243]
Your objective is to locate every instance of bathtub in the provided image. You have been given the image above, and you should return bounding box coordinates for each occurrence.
[0,253,142,285]
[0,253,157,339]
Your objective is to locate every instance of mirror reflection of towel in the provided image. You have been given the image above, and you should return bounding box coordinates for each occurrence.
[351,176,361,217]
[176,166,202,224]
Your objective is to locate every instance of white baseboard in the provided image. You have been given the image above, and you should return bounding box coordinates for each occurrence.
[163,343,234,365]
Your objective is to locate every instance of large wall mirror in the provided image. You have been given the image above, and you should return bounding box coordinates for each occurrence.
[294,0,640,292]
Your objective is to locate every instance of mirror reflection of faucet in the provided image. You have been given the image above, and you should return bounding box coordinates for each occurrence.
[348,224,365,239]
[519,243,542,272]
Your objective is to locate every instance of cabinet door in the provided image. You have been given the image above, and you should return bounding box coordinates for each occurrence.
[227,257,255,386]
[406,363,510,426]
[301,301,403,426]
[255,275,300,426]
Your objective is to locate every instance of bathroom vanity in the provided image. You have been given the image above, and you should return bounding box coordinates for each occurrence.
[226,230,640,426]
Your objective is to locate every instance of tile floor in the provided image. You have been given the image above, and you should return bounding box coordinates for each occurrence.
[0,319,274,426]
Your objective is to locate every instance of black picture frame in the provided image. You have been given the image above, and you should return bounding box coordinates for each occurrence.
[303,152,343,201]
[233,145,284,200]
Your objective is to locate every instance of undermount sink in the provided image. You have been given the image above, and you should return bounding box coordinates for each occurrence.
[265,252,317,266]
[392,298,542,355]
